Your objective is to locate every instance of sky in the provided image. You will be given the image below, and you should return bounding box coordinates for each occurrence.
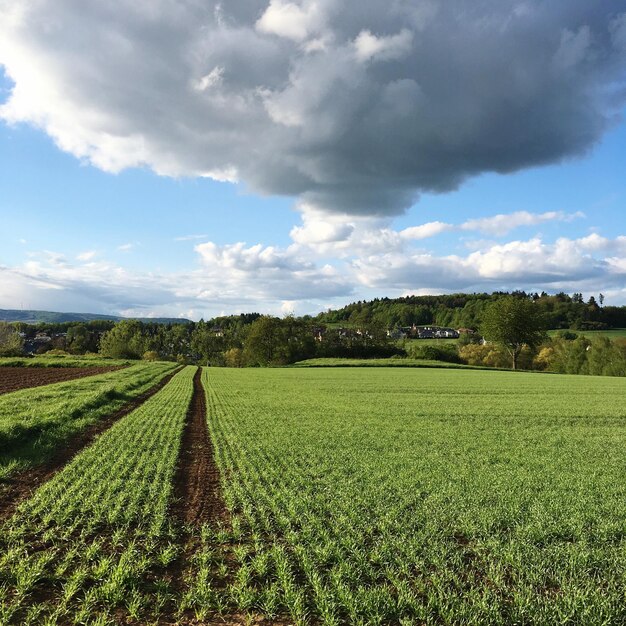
[1,0,625,320]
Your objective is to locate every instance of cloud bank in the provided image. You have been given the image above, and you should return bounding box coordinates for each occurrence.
[3,212,626,318]
[1,1,625,215]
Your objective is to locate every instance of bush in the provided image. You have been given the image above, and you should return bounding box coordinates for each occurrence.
[458,343,509,368]
[458,332,481,347]
[143,351,160,361]
[224,348,244,368]
[406,342,462,363]
[43,349,71,357]
[533,346,555,370]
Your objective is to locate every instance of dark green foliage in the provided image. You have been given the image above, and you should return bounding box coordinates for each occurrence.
[549,337,626,376]
[405,342,462,363]
[99,320,149,359]
[317,291,626,332]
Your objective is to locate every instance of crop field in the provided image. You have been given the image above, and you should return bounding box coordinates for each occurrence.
[293,357,472,369]
[0,356,133,368]
[1,366,626,625]
[0,365,197,625]
[0,361,177,479]
[203,368,626,625]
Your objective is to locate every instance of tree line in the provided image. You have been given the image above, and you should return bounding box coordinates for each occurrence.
[317,291,625,332]
[1,291,626,375]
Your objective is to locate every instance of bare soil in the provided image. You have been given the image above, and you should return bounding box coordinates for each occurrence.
[0,365,124,395]
[0,366,181,522]
[172,368,227,526]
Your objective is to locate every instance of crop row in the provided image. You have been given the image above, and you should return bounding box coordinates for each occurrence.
[0,360,177,478]
[0,365,196,625]
[197,367,626,625]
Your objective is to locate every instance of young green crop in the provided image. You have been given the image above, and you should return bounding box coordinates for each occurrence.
[0,361,177,478]
[0,355,133,368]
[3,365,626,624]
[196,367,626,625]
[0,365,196,625]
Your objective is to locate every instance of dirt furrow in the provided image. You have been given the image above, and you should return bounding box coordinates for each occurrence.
[172,367,227,526]
[0,366,182,522]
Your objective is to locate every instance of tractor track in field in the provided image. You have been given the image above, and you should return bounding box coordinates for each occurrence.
[166,368,248,626]
[166,371,294,626]
[0,366,183,522]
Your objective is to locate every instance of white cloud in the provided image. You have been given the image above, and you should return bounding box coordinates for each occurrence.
[400,221,453,240]
[192,66,224,92]
[288,209,587,259]
[460,210,584,236]
[353,234,626,294]
[256,0,326,42]
[76,250,97,261]
[117,243,134,251]
[280,300,297,315]
[353,29,413,62]
[2,228,626,317]
[290,207,355,245]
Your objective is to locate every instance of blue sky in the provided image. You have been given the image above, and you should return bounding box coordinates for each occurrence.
[1,1,625,319]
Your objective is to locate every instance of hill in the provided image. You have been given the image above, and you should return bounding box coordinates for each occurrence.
[315,291,626,331]
[0,309,191,325]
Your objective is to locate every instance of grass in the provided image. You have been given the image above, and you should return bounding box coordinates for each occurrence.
[400,337,460,347]
[0,366,196,625]
[202,367,626,625]
[0,361,177,478]
[293,357,473,369]
[547,328,626,340]
[0,354,133,367]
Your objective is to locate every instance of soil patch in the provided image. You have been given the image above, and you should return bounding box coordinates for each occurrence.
[0,365,124,395]
[0,366,182,522]
[172,367,227,526]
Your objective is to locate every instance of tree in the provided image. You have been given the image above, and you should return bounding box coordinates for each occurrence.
[242,316,286,366]
[66,324,97,354]
[0,322,24,356]
[99,320,146,359]
[480,297,547,370]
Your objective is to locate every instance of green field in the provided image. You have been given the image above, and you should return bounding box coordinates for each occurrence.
[0,361,176,478]
[548,328,626,340]
[1,366,626,624]
[294,357,472,369]
[0,366,196,625]
[0,355,134,368]
[203,368,626,624]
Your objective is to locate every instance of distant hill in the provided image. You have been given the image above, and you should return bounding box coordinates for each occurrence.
[0,309,191,324]
[315,292,626,331]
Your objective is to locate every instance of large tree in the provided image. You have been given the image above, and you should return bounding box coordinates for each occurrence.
[99,320,147,359]
[480,297,547,370]
[0,322,24,356]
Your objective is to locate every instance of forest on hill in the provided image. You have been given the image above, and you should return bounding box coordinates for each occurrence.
[315,291,626,331]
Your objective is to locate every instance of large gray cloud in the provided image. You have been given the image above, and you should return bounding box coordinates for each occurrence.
[1,0,625,215]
